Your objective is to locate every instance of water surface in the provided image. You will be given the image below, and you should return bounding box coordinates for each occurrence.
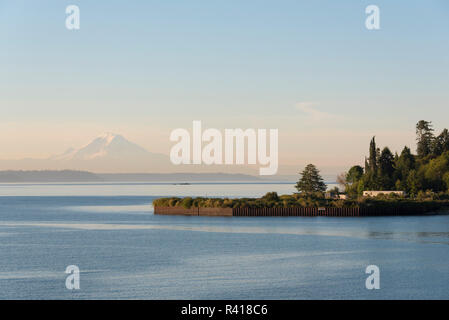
[0,183,448,299]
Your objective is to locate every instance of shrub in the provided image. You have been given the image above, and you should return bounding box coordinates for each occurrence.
[262,192,280,202]
[180,197,193,209]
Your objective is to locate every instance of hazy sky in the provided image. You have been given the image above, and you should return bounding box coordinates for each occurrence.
[1,0,448,174]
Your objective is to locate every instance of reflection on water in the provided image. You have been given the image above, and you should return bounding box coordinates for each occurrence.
[366,231,449,245]
[2,219,449,246]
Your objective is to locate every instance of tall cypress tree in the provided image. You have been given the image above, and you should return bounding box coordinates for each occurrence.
[368,137,377,173]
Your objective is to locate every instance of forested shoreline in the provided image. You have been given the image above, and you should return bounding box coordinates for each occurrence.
[340,120,449,199]
[154,121,449,213]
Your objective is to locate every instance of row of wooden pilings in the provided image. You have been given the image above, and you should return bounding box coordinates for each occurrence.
[359,206,428,216]
[232,207,360,217]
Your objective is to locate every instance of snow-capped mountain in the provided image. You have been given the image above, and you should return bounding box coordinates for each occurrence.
[0,133,260,174]
[51,133,156,161]
[1,133,171,173]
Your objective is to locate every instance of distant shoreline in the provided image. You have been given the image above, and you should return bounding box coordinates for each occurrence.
[0,181,299,186]
[0,170,302,183]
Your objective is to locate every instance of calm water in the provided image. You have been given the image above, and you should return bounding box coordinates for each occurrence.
[0,182,448,299]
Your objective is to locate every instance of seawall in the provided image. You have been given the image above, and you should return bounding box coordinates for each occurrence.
[154,206,233,216]
[154,206,432,217]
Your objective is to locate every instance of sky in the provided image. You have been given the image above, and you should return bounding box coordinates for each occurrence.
[0,0,448,174]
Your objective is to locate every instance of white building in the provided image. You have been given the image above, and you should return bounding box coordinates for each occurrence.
[363,191,405,197]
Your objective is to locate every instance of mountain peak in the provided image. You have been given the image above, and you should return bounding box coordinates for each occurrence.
[48,133,150,161]
[41,133,169,172]
[96,132,122,145]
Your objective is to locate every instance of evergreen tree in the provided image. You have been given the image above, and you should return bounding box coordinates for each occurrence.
[379,147,394,177]
[394,146,415,189]
[378,147,394,189]
[440,129,449,153]
[375,147,381,170]
[431,128,449,156]
[416,120,434,157]
[295,164,327,193]
[396,147,414,174]
[368,137,377,173]
[346,165,363,183]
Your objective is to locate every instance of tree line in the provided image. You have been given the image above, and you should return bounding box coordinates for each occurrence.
[339,120,449,198]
